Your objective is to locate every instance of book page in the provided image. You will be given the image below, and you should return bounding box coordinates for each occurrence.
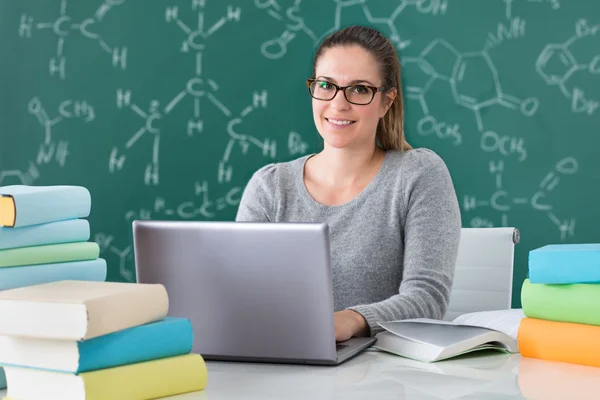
[0,280,163,304]
[379,321,495,348]
[452,309,525,342]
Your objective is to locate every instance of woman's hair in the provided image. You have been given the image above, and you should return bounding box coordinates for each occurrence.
[312,25,412,151]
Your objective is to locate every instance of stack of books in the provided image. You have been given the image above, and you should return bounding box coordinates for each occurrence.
[0,280,208,399]
[0,185,107,290]
[518,243,600,367]
[0,185,108,388]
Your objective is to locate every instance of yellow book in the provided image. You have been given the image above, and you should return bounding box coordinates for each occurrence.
[3,353,207,400]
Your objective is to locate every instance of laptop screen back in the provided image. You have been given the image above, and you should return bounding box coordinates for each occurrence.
[133,220,338,363]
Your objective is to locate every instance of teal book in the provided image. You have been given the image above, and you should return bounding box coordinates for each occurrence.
[529,243,600,284]
[0,218,90,250]
[0,366,5,389]
[0,317,193,373]
[0,241,99,268]
[0,185,91,228]
[0,258,107,290]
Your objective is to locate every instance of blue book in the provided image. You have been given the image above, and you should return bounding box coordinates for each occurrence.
[0,218,90,250]
[529,243,600,284]
[0,317,193,373]
[0,258,107,290]
[0,185,91,228]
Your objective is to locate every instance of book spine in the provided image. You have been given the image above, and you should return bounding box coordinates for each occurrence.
[0,242,99,268]
[0,258,107,290]
[528,250,600,284]
[0,367,5,389]
[0,219,90,250]
[77,317,194,372]
[10,186,91,228]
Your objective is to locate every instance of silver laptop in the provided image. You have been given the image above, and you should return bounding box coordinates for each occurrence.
[132,220,375,365]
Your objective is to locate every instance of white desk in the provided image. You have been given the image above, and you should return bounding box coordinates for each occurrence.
[2,349,600,399]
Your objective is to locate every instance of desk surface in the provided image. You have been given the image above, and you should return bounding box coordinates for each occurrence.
[2,348,599,399]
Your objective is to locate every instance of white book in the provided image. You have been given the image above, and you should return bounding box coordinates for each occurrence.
[0,280,169,340]
[373,309,524,363]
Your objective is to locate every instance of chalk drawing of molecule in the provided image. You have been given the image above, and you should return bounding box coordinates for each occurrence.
[404,39,539,135]
[536,18,599,116]
[18,0,128,80]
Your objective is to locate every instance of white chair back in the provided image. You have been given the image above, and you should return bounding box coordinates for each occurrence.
[444,227,519,321]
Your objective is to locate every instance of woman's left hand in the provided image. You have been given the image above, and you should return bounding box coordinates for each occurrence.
[334,310,369,341]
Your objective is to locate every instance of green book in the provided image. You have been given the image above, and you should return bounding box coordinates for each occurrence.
[0,242,99,268]
[521,278,600,326]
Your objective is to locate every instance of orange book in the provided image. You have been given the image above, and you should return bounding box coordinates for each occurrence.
[518,317,600,367]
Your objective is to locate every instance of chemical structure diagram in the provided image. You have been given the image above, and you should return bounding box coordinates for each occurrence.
[255,0,448,60]
[254,0,318,60]
[450,0,578,238]
[124,180,243,224]
[464,156,578,240]
[17,0,128,80]
[403,39,539,149]
[399,2,577,239]
[404,0,565,148]
[535,18,600,116]
[0,97,95,186]
[109,0,287,186]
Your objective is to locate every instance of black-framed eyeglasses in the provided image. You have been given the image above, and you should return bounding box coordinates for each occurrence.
[306,78,389,105]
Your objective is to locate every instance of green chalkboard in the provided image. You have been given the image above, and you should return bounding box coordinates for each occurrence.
[1,0,599,306]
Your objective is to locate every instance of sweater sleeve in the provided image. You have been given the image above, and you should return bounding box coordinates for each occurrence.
[235,164,276,222]
[348,150,462,336]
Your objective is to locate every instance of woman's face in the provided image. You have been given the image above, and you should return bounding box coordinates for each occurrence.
[312,45,395,151]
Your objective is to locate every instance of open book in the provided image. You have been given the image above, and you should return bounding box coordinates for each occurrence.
[373,309,524,363]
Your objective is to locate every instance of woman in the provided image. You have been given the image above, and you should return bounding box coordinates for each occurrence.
[236,25,461,341]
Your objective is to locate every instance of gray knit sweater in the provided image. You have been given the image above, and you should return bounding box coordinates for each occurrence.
[235,148,462,336]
